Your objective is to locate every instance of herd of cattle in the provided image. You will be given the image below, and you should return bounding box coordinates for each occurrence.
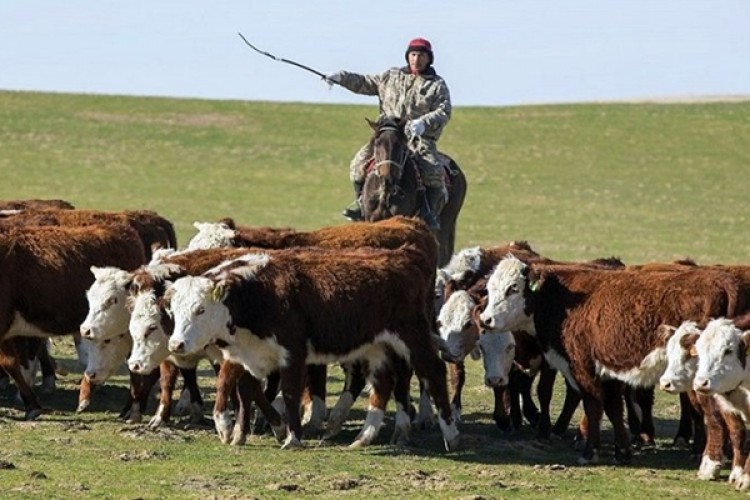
[3,199,750,491]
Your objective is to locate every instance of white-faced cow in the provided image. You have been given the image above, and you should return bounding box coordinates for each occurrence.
[479,256,748,465]
[167,245,459,451]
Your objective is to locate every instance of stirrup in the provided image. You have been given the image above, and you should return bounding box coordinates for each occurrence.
[342,207,363,221]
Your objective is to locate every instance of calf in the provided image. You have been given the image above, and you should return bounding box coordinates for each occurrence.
[0,224,146,418]
[127,255,285,442]
[167,245,459,450]
[692,317,750,490]
[659,321,747,483]
[479,256,748,464]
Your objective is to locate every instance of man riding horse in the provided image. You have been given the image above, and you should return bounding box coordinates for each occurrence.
[326,37,451,231]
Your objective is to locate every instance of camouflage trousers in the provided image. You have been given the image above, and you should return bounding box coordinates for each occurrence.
[349,138,446,189]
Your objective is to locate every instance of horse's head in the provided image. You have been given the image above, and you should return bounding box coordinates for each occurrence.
[367,116,409,183]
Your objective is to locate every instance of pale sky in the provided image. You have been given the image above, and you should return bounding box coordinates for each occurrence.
[0,1,747,107]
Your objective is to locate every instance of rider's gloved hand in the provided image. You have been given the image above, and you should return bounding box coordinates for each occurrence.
[324,71,345,86]
[408,119,426,137]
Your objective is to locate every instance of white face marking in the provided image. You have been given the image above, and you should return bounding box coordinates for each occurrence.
[479,256,531,332]
[186,221,236,250]
[84,334,132,383]
[128,291,171,374]
[168,276,231,356]
[660,321,701,393]
[478,331,516,387]
[694,318,748,394]
[80,267,133,341]
[437,291,478,361]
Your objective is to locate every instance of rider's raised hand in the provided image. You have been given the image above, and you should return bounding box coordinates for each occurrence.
[324,71,345,86]
[408,119,426,137]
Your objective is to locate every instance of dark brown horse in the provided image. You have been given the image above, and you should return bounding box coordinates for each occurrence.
[361,117,467,267]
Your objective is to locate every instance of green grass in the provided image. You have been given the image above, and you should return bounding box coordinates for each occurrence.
[1,90,749,498]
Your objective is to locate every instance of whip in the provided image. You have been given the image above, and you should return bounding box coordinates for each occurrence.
[237,32,339,85]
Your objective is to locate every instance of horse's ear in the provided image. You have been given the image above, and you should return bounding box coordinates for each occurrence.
[366,118,378,131]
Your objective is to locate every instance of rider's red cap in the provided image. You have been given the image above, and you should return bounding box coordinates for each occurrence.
[405,38,434,65]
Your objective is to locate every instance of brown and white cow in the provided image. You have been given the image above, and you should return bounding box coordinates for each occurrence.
[167,245,459,451]
[479,256,749,464]
[658,320,747,483]
[126,253,286,443]
[691,317,750,490]
[0,224,146,418]
[186,216,441,429]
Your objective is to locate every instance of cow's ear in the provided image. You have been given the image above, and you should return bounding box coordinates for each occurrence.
[90,266,103,279]
[683,333,700,357]
[657,324,677,346]
[742,331,750,356]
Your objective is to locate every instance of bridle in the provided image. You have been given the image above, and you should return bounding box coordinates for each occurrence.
[372,124,409,177]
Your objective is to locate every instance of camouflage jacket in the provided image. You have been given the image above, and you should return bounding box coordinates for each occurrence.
[336,66,451,141]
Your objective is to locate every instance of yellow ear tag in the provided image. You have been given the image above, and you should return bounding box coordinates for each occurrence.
[210,284,224,302]
[689,345,698,358]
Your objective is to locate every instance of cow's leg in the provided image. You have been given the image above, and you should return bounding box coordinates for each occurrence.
[301,364,327,432]
[238,371,285,444]
[673,391,695,447]
[536,363,556,439]
[350,361,395,448]
[214,361,244,444]
[578,393,603,465]
[390,356,414,446]
[38,340,57,394]
[508,371,524,431]
[415,379,435,429]
[77,375,94,413]
[724,411,747,487]
[696,394,726,481]
[0,349,43,420]
[551,380,582,439]
[492,386,511,431]
[255,370,281,434]
[407,334,459,451]
[124,368,160,424]
[602,380,631,464]
[326,361,368,438]
[178,367,204,426]
[448,361,465,422]
[518,372,540,427]
[149,361,179,429]
[279,360,307,449]
[633,387,655,446]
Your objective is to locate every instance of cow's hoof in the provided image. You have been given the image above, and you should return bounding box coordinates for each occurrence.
[577,451,599,466]
[729,465,744,484]
[25,408,43,421]
[281,434,304,450]
[614,446,632,465]
[214,411,233,444]
[736,473,750,491]
[696,455,721,481]
[230,423,247,446]
[147,415,164,430]
[76,400,90,413]
[271,423,287,443]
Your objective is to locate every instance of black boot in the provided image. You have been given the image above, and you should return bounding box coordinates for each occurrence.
[422,186,444,231]
[342,181,364,221]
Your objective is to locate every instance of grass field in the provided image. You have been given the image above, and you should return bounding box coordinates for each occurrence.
[1,90,749,498]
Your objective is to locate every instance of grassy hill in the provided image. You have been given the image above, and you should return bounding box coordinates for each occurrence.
[1,91,749,498]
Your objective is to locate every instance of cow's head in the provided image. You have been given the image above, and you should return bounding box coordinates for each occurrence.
[80,266,134,341]
[436,290,479,363]
[186,221,236,250]
[83,333,132,384]
[128,289,172,374]
[659,321,701,393]
[693,318,750,394]
[479,255,534,333]
[477,329,516,388]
